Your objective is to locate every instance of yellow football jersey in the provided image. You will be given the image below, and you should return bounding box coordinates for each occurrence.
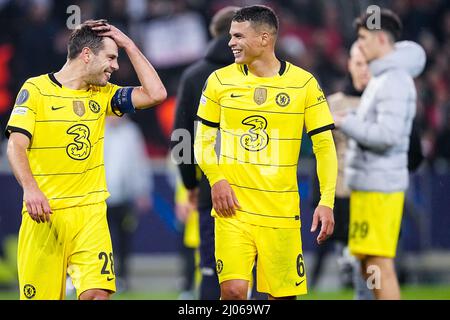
[6,73,122,211]
[197,62,334,228]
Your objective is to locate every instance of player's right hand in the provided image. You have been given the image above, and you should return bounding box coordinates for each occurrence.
[211,179,240,217]
[23,186,52,223]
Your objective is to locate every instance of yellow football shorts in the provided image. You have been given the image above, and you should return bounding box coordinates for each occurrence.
[18,201,115,299]
[215,217,307,298]
[349,191,405,258]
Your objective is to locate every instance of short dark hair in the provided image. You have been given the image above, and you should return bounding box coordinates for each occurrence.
[67,21,105,60]
[354,8,402,41]
[209,6,240,37]
[232,5,278,34]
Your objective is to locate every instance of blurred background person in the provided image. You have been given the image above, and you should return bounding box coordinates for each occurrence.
[104,115,153,292]
[174,179,200,299]
[326,40,423,299]
[309,41,371,298]
[334,9,426,299]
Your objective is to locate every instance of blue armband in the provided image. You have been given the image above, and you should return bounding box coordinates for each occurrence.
[111,87,135,115]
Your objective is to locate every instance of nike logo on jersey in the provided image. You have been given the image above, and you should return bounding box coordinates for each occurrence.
[51,106,65,110]
[107,277,115,281]
[230,93,244,98]
[295,280,305,286]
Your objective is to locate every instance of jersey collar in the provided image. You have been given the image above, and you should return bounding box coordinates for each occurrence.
[48,73,62,87]
[242,60,287,76]
[48,72,92,93]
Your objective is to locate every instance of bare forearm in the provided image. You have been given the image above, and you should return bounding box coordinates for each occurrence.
[7,141,37,190]
[91,22,167,108]
[7,134,52,220]
[125,44,167,108]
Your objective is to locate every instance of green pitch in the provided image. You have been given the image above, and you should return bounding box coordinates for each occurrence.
[1,285,449,300]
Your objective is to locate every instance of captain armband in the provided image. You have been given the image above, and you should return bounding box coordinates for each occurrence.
[111,87,135,115]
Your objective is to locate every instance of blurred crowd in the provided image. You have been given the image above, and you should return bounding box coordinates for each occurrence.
[0,0,449,167]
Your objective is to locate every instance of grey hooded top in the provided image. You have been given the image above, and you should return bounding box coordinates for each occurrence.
[340,41,426,192]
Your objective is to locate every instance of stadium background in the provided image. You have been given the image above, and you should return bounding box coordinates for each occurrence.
[0,0,449,299]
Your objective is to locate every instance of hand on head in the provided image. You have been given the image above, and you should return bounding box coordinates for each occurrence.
[83,19,109,27]
[89,20,133,48]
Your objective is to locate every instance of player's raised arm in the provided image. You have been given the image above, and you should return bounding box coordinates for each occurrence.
[91,20,167,109]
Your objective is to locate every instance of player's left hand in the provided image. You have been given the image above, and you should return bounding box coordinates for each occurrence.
[310,205,334,245]
[91,21,134,48]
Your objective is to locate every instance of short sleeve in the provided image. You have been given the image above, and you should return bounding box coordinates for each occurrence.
[196,72,221,127]
[304,76,335,136]
[5,81,39,139]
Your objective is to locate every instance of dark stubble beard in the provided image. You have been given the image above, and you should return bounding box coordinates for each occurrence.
[87,73,108,87]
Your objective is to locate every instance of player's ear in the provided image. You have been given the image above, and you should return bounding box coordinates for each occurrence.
[261,32,270,46]
[80,47,92,64]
